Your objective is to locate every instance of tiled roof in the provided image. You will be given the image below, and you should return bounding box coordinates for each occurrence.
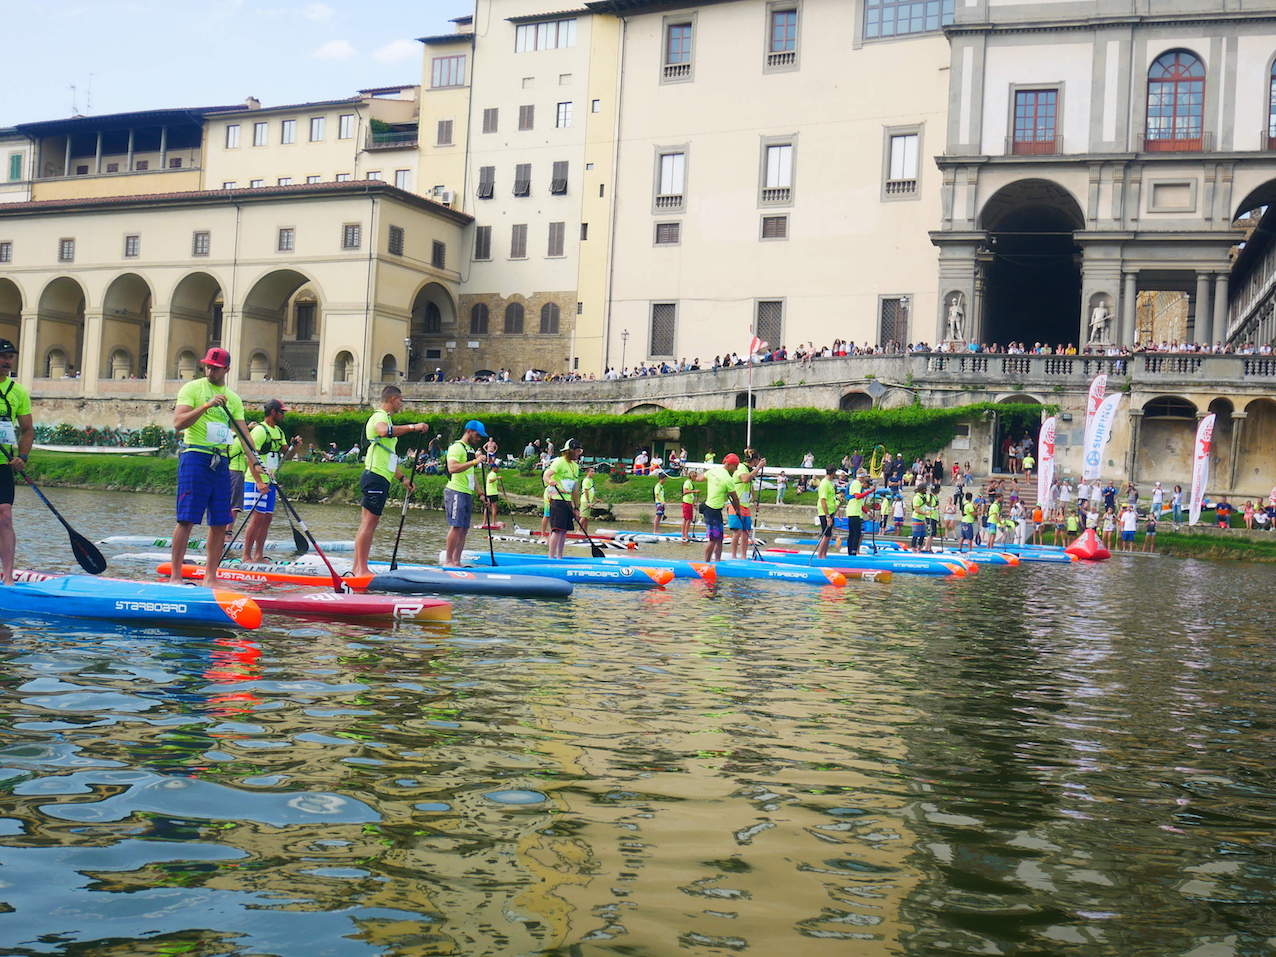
[507,8,591,22]
[15,106,249,136]
[204,96,363,117]
[417,32,474,45]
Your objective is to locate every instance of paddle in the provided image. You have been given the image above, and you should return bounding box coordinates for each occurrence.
[227,418,349,594]
[479,459,497,566]
[285,513,310,554]
[807,515,834,566]
[388,449,417,571]
[550,485,605,558]
[1,447,107,574]
[220,503,255,563]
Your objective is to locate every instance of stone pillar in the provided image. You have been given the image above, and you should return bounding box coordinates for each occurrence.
[80,309,104,395]
[94,132,103,174]
[1125,408,1143,482]
[18,310,38,382]
[1194,272,1212,344]
[62,138,71,177]
[126,129,135,171]
[1228,410,1246,492]
[1120,272,1137,346]
[148,311,171,394]
[1211,273,1229,348]
[221,309,242,388]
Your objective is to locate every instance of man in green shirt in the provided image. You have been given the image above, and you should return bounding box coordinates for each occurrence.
[171,347,266,586]
[959,493,976,552]
[845,467,874,556]
[0,339,33,586]
[237,398,302,563]
[986,494,1003,547]
[680,472,699,543]
[909,487,928,551]
[652,471,667,533]
[579,467,597,534]
[484,462,505,528]
[443,419,489,566]
[815,466,838,559]
[543,438,584,559]
[701,454,741,563]
[352,385,429,577]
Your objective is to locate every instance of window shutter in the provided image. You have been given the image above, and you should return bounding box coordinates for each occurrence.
[550,160,568,194]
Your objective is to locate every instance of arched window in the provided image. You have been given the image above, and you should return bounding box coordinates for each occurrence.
[1268,59,1276,149]
[422,301,441,334]
[539,302,560,334]
[1146,50,1205,151]
[469,303,489,335]
[504,302,524,334]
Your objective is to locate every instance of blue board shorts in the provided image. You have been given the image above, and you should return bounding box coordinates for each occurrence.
[960,522,974,540]
[176,451,232,527]
[727,513,753,531]
[444,487,472,529]
[702,505,725,541]
[1121,529,1135,542]
[243,482,277,514]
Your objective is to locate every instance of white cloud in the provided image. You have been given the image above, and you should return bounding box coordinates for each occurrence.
[303,2,334,21]
[373,38,418,64]
[312,39,356,60]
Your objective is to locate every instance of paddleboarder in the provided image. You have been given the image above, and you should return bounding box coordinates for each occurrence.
[170,348,267,587]
[236,399,302,563]
[652,471,667,533]
[443,420,489,566]
[484,461,505,527]
[544,438,584,559]
[845,468,874,556]
[816,466,837,559]
[728,451,764,560]
[680,471,700,542]
[702,454,742,563]
[352,385,428,578]
[0,339,33,586]
[580,466,597,533]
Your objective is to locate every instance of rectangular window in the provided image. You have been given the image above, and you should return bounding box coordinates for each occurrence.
[885,131,919,196]
[277,227,295,252]
[879,296,909,345]
[518,104,535,131]
[431,240,446,268]
[863,0,954,40]
[762,142,793,203]
[664,21,693,80]
[366,170,383,181]
[559,73,572,85]
[510,223,528,259]
[123,234,140,258]
[513,162,531,196]
[761,214,789,239]
[388,225,405,256]
[222,181,237,189]
[437,119,453,145]
[277,177,292,186]
[656,151,686,208]
[134,160,149,170]
[191,231,210,256]
[556,101,573,128]
[106,162,119,173]
[305,174,321,184]
[394,169,412,190]
[168,157,183,169]
[431,54,466,88]
[650,302,677,356]
[769,8,798,54]
[655,221,681,245]
[7,153,21,181]
[253,121,268,146]
[0,241,10,263]
[338,113,355,139]
[482,107,498,133]
[551,160,568,194]
[592,98,601,113]
[76,164,89,175]
[225,124,240,148]
[580,222,589,240]
[250,179,264,188]
[547,221,565,257]
[477,165,495,199]
[309,116,325,141]
[281,119,296,144]
[341,223,362,249]
[515,17,577,52]
[1012,88,1059,154]
[756,300,784,347]
[335,172,351,182]
[474,225,492,260]
[295,301,316,341]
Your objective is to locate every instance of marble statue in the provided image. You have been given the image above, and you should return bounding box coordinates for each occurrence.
[946,294,965,341]
[1088,300,1112,343]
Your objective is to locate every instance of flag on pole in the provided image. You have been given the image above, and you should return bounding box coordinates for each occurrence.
[1084,374,1107,433]
[748,336,768,356]
[1082,392,1122,481]
[1189,413,1215,526]
[1037,416,1056,506]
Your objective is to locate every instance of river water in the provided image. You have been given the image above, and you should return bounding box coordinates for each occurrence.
[0,487,1273,956]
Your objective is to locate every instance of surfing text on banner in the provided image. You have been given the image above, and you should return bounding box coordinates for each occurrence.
[1082,392,1122,481]
[1037,417,1057,506]
[1189,413,1215,527]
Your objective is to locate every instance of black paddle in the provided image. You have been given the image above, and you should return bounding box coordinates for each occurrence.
[551,485,605,558]
[749,463,766,561]
[1,447,107,574]
[807,515,834,566]
[228,419,349,593]
[220,503,255,563]
[479,458,498,566]
[388,450,417,571]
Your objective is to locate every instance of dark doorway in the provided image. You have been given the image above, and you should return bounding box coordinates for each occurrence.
[980,180,1084,348]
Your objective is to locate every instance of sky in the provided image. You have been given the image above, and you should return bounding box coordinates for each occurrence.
[1,0,463,125]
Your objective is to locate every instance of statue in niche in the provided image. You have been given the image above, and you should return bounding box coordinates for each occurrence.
[1088,298,1112,343]
[945,294,966,341]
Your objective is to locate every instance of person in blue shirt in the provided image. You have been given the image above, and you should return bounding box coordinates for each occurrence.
[1102,483,1117,511]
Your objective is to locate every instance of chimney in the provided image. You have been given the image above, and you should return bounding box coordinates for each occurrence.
[244,96,261,110]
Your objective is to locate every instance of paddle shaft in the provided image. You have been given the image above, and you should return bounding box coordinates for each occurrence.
[389,450,416,570]
[0,446,107,574]
[550,481,604,558]
[750,465,765,561]
[479,460,497,566]
[220,503,255,562]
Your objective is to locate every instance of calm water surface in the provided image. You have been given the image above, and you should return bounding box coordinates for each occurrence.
[0,487,1273,956]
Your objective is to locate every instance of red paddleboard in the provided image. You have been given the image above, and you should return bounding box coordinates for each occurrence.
[479,522,505,530]
[253,590,451,623]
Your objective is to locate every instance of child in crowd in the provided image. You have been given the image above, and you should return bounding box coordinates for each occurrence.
[775,470,788,505]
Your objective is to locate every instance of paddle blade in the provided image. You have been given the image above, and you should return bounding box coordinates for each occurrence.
[291,523,309,554]
[70,532,108,575]
[590,543,605,558]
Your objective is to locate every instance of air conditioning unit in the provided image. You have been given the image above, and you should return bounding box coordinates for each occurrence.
[439,189,455,206]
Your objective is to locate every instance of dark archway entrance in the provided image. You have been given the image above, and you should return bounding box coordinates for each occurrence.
[980,180,1084,347]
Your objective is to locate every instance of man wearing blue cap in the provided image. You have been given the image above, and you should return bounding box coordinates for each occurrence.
[443,419,489,565]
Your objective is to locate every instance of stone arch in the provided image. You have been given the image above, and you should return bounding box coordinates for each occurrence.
[36,277,87,379]
[626,403,668,414]
[1233,177,1276,221]
[978,179,1085,348]
[409,281,456,379]
[1237,397,1276,492]
[102,273,153,380]
[1137,395,1197,482]
[734,391,757,409]
[248,350,271,381]
[993,393,1043,472]
[108,348,132,379]
[239,268,323,382]
[281,287,320,382]
[839,391,873,411]
[0,278,22,349]
[333,350,355,383]
[169,272,224,380]
[379,353,398,383]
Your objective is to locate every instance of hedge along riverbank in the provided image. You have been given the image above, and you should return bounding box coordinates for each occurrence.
[251,402,1053,467]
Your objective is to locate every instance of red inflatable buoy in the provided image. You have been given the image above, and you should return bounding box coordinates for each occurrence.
[1065,528,1110,561]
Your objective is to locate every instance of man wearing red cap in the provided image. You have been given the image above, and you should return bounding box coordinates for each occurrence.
[701,453,742,563]
[170,347,267,586]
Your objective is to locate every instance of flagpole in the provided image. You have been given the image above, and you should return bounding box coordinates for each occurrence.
[747,355,754,448]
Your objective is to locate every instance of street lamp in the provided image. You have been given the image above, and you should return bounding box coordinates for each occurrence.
[403,337,412,379]
[620,328,630,371]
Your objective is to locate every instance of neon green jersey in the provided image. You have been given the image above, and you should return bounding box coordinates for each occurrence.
[705,466,733,509]
[654,482,665,504]
[681,479,696,505]
[817,477,837,515]
[485,470,501,496]
[363,410,398,481]
[732,469,753,512]
[0,377,32,457]
[446,440,476,495]
[962,502,975,523]
[231,422,286,473]
[176,378,244,451]
[545,456,580,500]
[846,480,865,518]
[582,475,596,505]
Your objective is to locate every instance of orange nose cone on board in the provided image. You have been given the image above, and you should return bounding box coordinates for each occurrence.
[213,590,263,629]
[640,567,676,586]
[689,562,717,582]
[820,568,849,587]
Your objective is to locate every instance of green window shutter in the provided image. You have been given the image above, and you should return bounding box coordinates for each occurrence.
[8,154,21,181]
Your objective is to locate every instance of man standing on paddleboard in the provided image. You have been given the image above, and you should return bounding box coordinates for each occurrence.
[352,385,428,578]
[240,399,302,563]
[170,348,267,587]
[443,420,488,566]
[702,454,742,563]
[544,438,584,559]
[0,339,33,586]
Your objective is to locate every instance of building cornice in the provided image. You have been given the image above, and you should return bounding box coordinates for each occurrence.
[584,0,735,15]
[418,32,475,45]
[507,8,591,23]
[934,150,1262,168]
[946,10,1276,37]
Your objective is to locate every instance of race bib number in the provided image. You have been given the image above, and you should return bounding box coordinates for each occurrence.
[0,421,15,446]
[561,478,577,493]
[468,470,476,491]
[388,453,399,474]
[205,420,231,445]
[264,452,282,472]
